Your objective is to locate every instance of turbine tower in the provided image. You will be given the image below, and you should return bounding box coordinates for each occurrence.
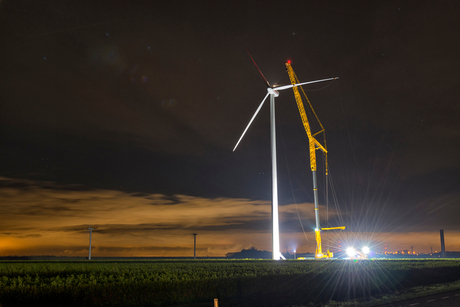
[233,54,337,260]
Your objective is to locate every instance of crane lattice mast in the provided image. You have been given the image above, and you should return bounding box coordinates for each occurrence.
[285,61,344,259]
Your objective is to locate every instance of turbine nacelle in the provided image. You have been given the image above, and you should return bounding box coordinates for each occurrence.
[267,88,279,97]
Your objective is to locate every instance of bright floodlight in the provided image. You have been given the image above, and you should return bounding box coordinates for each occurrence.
[362,246,370,255]
[346,247,356,257]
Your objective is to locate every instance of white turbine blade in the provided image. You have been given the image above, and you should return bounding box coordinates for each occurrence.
[273,77,338,91]
[233,93,270,151]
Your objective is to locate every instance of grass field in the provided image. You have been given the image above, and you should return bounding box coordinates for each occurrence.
[1,259,460,307]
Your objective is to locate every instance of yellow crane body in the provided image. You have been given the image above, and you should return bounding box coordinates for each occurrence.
[285,62,344,259]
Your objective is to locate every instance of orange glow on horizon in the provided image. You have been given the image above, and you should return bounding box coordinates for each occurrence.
[1,176,459,257]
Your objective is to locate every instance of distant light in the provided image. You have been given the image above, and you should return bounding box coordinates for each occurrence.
[362,246,370,255]
[346,247,356,257]
[287,60,291,64]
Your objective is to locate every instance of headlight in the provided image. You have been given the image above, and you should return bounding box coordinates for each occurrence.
[362,246,370,255]
[346,247,356,257]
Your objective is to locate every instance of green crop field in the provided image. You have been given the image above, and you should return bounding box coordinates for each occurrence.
[1,259,460,307]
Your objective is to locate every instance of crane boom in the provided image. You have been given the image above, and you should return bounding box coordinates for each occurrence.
[285,62,344,259]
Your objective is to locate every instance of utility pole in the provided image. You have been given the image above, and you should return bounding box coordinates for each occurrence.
[88,227,94,260]
[193,233,197,259]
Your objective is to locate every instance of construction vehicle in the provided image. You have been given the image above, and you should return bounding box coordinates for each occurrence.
[346,246,369,259]
[285,61,345,259]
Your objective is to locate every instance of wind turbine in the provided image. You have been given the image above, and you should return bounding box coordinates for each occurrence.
[233,55,338,260]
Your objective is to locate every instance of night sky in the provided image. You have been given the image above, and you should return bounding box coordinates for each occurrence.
[1,0,459,257]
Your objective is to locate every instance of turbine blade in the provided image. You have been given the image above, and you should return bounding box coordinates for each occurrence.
[233,93,270,152]
[246,47,271,88]
[274,77,339,91]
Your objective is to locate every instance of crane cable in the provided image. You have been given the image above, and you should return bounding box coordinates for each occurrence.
[280,126,309,243]
[290,66,345,252]
[293,70,329,157]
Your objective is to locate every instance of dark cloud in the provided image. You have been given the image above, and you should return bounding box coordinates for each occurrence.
[0,176,92,192]
[95,246,193,253]
[158,195,183,205]
[53,223,181,234]
[26,204,82,215]
[1,233,42,238]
